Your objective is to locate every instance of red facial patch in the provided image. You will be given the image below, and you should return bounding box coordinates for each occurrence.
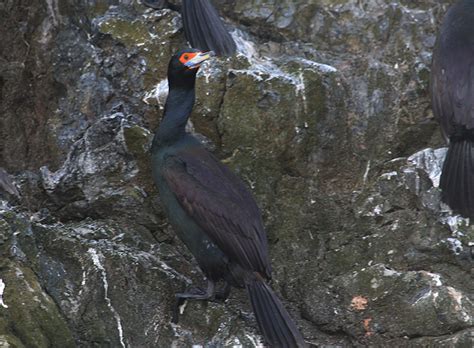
[179,52,198,65]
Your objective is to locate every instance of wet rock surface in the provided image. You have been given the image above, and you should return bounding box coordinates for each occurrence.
[0,0,472,347]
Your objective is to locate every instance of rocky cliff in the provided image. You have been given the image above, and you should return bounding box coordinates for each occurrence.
[0,0,472,347]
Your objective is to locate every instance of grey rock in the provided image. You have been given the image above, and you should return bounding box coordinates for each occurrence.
[0,168,20,199]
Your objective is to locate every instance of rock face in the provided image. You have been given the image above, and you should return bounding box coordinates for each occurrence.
[0,0,472,347]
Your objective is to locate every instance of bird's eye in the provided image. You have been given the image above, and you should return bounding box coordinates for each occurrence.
[179,52,197,66]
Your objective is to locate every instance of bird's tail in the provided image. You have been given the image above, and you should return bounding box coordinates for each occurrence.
[245,274,307,348]
[181,0,236,56]
[440,138,474,218]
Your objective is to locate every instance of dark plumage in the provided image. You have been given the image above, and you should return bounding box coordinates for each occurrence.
[142,0,236,56]
[431,0,474,218]
[151,49,306,347]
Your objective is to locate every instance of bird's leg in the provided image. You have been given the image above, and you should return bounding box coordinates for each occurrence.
[167,0,181,12]
[141,0,167,10]
[176,279,216,301]
[141,0,181,12]
[215,282,231,302]
[172,280,216,323]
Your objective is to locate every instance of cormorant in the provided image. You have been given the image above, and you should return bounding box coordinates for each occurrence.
[151,48,307,347]
[142,0,236,56]
[431,0,474,218]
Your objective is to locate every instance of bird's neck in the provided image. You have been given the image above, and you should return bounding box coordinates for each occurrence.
[154,86,196,146]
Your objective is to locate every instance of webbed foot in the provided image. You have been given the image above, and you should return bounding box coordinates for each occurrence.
[172,280,216,323]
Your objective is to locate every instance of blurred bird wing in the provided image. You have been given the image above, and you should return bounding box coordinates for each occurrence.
[181,0,236,56]
[162,149,271,277]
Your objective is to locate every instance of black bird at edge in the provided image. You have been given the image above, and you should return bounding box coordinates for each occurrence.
[431,0,474,219]
[142,0,236,56]
[151,48,307,347]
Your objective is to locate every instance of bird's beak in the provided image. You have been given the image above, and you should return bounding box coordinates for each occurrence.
[184,51,214,69]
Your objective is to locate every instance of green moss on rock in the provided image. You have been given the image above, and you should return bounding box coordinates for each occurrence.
[0,262,74,348]
[0,334,26,348]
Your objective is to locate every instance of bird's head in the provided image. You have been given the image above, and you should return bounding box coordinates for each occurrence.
[167,48,213,88]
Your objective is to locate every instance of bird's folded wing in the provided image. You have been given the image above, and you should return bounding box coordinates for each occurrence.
[162,152,271,277]
[432,47,474,137]
[181,0,236,56]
